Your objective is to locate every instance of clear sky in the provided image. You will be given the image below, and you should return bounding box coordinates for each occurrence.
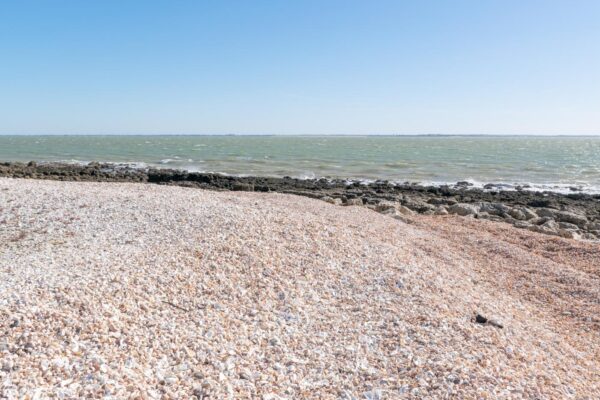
[0,0,598,135]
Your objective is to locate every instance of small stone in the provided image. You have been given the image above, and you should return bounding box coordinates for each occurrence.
[2,361,13,372]
[193,371,205,380]
[363,389,382,400]
[475,314,488,324]
[239,369,252,380]
[192,386,204,398]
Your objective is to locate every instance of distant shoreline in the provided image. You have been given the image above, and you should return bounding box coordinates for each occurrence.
[2,161,599,240]
[1,133,599,137]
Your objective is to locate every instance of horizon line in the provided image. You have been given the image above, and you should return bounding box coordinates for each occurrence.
[1,133,600,137]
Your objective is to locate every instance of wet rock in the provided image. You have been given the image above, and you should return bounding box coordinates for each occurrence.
[527,199,553,208]
[427,198,449,205]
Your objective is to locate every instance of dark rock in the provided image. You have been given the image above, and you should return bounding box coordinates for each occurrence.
[232,182,254,192]
[475,314,503,328]
[528,199,552,208]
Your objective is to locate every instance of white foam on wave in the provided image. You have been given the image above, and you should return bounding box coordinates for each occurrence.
[56,159,91,166]
[419,179,600,195]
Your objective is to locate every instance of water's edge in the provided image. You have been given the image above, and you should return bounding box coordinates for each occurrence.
[2,161,599,240]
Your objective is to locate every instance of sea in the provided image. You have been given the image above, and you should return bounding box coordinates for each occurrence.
[1,135,600,194]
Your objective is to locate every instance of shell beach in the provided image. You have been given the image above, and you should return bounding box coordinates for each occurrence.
[1,178,599,399]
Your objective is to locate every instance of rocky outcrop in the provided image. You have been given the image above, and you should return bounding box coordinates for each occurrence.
[431,201,595,240]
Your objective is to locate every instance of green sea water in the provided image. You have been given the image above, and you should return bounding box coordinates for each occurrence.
[1,135,600,193]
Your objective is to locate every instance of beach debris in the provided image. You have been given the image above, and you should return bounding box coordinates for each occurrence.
[162,300,190,312]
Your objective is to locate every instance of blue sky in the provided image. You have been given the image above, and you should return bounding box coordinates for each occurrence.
[0,1,598,135]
